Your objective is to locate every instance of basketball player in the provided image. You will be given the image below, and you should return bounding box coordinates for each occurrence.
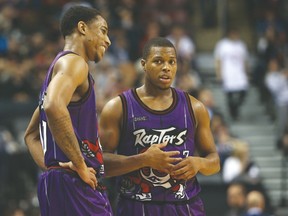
[24,6,113,216]
[99,37,220,216]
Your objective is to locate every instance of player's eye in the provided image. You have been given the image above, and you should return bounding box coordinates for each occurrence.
[101,28,107,35]
[154,59,162,64]
[170,60,176,65]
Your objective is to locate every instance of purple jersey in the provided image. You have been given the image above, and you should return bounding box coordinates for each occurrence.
[39,51,104,177]
[117,88,201,202]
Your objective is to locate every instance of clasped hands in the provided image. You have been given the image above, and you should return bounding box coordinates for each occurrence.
[143,142,200,181]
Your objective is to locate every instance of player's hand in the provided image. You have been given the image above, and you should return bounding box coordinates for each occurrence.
[59,161,98,190]
[170,156,201,180]
[144,142,182,174]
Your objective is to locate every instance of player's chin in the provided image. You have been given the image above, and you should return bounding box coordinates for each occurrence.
[96,50,107,62]
[159,84,171,90]
[94,54,102,63]
[158,81,172,90]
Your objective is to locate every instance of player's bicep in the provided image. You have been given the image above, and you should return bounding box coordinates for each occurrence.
[99,97,123,153]
[46,56,88,106]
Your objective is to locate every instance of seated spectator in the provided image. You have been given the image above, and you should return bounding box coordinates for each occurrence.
[214,123,260,184]
[225,182,247,216]
[211,112,227,136]
[197,87,221,119]
[176,71,202,97]
[244,190,272,216]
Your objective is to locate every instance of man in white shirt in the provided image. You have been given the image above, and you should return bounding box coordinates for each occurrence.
[214,27,249,120]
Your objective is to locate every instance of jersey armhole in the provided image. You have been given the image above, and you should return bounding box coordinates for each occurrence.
[184,92,197,129]
[119,94,128,140]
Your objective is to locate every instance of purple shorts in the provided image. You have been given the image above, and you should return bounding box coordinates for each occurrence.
[38,168,113,216]
[116,196,205,216]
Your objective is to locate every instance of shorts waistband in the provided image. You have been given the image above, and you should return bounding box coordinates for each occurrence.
[48,165,76,173]
[119,194,200,205]
[47,165,106,192]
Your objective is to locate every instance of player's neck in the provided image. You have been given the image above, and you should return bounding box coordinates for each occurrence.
[63,37,87,62]
[138,84,171,98]
[136,85,173,111]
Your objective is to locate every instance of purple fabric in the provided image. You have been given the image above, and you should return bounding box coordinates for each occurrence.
[117,88,201,202]
[38,168,113,216]
[37,51,109,215]
[39,51,104,176]
[116,196,206,216]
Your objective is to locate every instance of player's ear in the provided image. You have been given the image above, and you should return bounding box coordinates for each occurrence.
[140,59,146,71]
[77,21,87,35]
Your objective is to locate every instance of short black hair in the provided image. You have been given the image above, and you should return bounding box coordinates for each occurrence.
[60,6,102,38]
[142,37,176,60]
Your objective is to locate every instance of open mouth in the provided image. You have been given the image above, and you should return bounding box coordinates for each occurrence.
[159,75,171,83]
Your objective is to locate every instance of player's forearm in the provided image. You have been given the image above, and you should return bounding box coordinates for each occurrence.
[198,153,220,176]
[26,139,46,170]
[45,107,86,169]
[103,152,147,177]
[24,115,46,170]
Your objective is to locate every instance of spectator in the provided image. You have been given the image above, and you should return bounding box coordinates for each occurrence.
[197,87,221,119]
[138,21,161,57]
[225,182,247,216]
[264,58,288,142]
[256,9,285,38]
[253,26,278,103]
[176,71,202,97]
[213,122,260,184]
[166,24,196,74]
[214,27,249,121]
[109,28,130,64]
[244,190,272,216]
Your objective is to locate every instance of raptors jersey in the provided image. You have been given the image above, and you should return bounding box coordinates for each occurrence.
[118,88,201,202]
[38,51,104,177]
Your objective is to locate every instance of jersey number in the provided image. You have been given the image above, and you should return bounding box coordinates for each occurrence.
[183,150,190,158]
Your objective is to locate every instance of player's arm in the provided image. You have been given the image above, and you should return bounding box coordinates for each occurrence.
[44,55,97,189]
[99,97,181,177]
[24,107,46,170]
[171,96,220,180]
[192,97,220,175]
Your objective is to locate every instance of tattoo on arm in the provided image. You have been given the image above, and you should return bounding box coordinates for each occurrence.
[48,114,84,165]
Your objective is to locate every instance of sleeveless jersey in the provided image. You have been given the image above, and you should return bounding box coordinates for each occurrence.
[117,88,201,202]
[38,51,104,177]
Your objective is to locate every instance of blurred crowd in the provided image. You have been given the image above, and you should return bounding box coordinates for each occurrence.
[1,0,288,215]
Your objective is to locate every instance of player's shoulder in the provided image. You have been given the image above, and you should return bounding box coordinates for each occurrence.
[59,52,87,66]
[100,95,123,122]
[105,88,133,109]
[102,95,122,113]
[54,53,88,75]
[184,92,206,113]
